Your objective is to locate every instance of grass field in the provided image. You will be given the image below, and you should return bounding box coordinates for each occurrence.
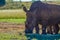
[0,9,27,40]
[0,33,27,40]
[0,9,26,19]
[0,19,27,40]
[0,19,26,24]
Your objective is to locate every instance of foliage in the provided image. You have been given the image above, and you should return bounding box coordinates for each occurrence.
[0,2,32,9]
[0,1,60,9]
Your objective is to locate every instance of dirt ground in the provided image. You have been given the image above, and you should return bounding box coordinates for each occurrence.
[0,22,25,33]
[0,22,42,34]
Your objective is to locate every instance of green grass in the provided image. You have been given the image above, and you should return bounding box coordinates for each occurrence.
[0,9,26,24]
[0,19,26,24]
[0,33,27,40]
[0,9,26,19]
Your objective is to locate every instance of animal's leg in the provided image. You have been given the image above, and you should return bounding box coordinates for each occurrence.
[42,25,47,34]
[42,21,47,34]
[35,24,39,34]
[53,24,59,34]
[47,26,53,34]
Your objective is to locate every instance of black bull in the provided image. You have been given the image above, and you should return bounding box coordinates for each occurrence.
[23,1,60,34]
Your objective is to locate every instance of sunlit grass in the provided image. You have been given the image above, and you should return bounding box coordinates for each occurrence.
[0,19,26,24]
[0,33,27,40]
[0,9,26,19]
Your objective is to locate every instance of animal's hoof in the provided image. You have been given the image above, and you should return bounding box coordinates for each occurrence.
[47,32,53,34]
[42,32,47,34]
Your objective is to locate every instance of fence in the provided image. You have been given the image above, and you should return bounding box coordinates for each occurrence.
[25,34,60,40]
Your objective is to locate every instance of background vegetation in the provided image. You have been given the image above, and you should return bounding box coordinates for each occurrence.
[0,1,60,9]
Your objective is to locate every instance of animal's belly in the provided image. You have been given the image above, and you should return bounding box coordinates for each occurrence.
[38,17,60,25]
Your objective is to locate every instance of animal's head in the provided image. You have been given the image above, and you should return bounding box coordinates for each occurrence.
[23,6,37,32]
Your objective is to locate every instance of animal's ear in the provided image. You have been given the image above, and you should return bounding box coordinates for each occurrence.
[22,5,28,12]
